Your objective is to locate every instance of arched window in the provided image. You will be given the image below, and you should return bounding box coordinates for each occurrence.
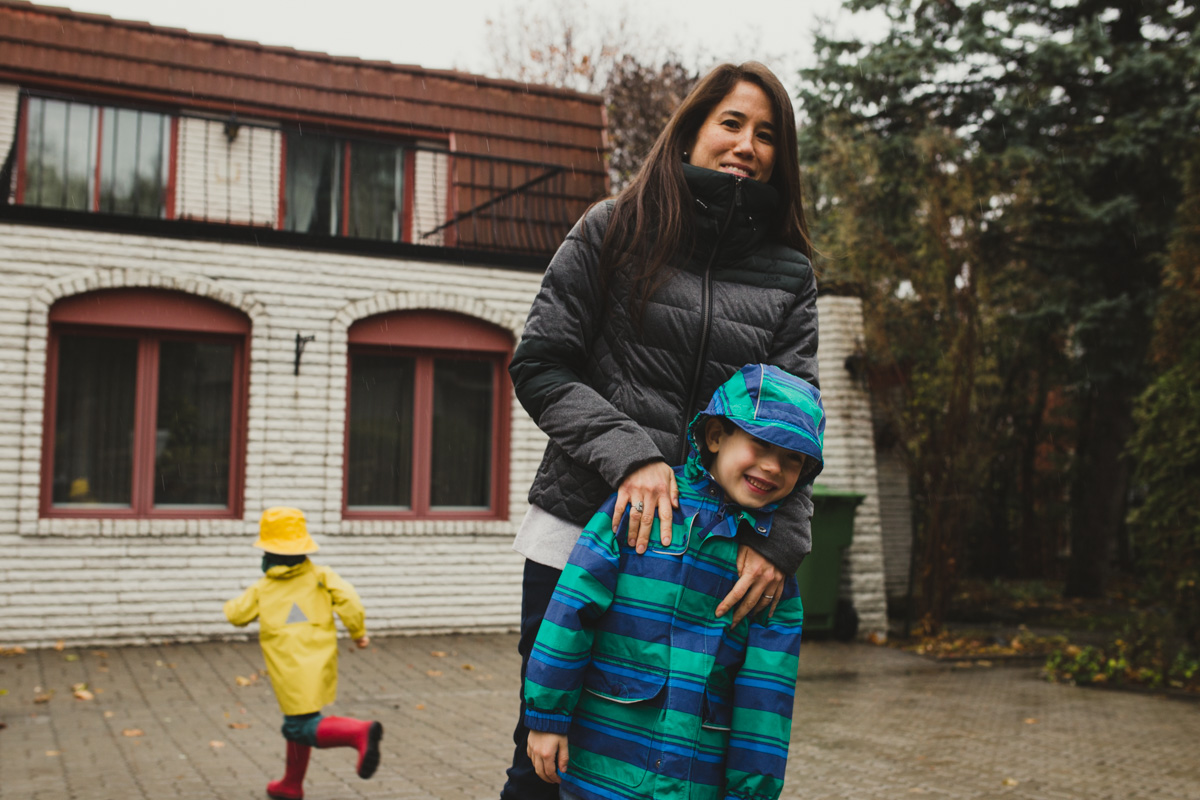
[344,310,512,520]
[42,289,249,518]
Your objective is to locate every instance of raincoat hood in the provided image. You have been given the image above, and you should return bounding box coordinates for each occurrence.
[686,363,825,501]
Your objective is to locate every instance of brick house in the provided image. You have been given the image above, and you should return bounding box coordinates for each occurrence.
[0,1,887,646]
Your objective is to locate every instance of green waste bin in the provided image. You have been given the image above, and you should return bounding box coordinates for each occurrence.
[796,484,864,640]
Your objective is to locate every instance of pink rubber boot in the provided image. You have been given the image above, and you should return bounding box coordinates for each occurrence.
[266,739,311,800]
[314,716,383,779]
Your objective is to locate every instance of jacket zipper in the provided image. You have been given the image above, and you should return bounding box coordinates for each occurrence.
[678,176,742,463]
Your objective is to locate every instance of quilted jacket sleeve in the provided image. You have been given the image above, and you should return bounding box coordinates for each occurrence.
[523,499,622,733]
[747,264,820,573]
[509,204,666,488]
[724,576,804,800]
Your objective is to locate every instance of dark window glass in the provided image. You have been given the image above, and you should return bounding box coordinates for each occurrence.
[430,358,493,509]
[348,141,403,241]
[24,97,97,211]
[347,354,414,508]
[284,133,341,236]
[52,335,137,506]
[99,107,169,217]
[154,340,235,507]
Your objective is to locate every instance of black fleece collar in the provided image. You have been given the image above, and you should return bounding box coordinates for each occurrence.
[682,163,779,263]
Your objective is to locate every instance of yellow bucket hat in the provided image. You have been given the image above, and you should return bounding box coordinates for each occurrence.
[254,506,319,555]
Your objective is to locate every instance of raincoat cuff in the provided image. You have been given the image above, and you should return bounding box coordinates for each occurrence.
[524,708,572,734]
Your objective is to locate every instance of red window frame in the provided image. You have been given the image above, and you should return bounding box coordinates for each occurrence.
[343,310,512,521]
[277,132,418,242]
[14,94,178,219]
[41,289,250,519]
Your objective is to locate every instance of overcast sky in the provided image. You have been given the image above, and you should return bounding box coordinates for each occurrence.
[57,0,886,94]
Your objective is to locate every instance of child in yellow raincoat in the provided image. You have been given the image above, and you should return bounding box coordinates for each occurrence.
[225,506,383,800]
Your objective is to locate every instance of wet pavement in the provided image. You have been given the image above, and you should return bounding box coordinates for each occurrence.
[1,633,1197,799]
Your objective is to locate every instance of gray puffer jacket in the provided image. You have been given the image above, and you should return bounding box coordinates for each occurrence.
[509,164,820,572]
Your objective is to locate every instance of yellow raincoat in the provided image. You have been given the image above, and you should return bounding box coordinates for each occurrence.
[224,559,366,715]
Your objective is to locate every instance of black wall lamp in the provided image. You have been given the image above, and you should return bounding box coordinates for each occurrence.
[294,333,315,376]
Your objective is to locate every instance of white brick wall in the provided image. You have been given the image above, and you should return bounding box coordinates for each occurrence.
[812,295,889,639]
[0,83,18,205]
[412,143,449,246]
[0,222,886,645]
[176,116,280,226]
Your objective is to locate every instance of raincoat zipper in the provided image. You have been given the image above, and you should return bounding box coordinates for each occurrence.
[677,175,743,464]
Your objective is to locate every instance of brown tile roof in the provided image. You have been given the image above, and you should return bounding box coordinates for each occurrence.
[0,0,608,174]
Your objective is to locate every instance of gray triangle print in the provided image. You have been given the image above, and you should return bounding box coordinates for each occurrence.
[285,603,309,624]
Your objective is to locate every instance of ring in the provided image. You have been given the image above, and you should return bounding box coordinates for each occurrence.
[633,501,644,513]
[763,594,775,600]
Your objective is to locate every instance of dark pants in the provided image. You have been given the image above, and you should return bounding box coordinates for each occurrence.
[281,712,322,745]
[500,559,563,800]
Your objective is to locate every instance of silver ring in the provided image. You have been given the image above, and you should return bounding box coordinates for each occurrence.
[633,501,644,513]
[763,594,775,600]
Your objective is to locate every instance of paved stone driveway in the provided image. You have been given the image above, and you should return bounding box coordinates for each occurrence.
[1,634,1196,799]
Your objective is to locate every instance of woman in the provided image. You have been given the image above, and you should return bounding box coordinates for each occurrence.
[502,62,819,800]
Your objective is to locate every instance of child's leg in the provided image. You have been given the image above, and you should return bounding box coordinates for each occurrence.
[267,714,319,800]
[314,716,383,779]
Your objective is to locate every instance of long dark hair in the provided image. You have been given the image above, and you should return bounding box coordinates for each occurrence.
[598,62,813,317]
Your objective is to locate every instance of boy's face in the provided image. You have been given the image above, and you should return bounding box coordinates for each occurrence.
[704,418,806,508]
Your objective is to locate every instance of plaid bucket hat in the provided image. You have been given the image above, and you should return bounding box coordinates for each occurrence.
[689,363,826,490]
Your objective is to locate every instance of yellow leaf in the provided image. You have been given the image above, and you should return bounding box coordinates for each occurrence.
[34,691,54,704]
[46,750,62,757]
[209,740,225,748]
[235,675,254,687]
[1,646,27,656]
[73,689,94,701]
[461,663,475,671]
[53,640,65,651]
[122,728,144,737]
[414,703,425,710]
[1091,673,1108,684]
[104,711,115,718]
[72,682,88,691]
[1002,778,1019,786]
[426,669,443,677]
[1024,718,1038,724]
[64,654,79,662]
[228,722,251,730]
[92,650,108,658]
[430,650,447,658]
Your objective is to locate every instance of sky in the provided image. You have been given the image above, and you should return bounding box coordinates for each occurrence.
[57,0,887,94]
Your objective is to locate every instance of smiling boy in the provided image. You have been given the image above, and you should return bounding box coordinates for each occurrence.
[523,363,825,800]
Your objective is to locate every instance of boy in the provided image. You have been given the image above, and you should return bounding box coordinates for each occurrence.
[225,507,383,800]
[524,363,825,800]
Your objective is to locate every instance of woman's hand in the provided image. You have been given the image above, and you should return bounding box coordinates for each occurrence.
[613,461,679,553]
[715,544,785,624]
[527,730,569,783]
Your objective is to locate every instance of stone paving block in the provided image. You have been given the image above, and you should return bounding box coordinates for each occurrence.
[2,634,1199,800]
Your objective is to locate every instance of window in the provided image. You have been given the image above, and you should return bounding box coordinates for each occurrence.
[18,95,173,217]
[42,290,249,518]
[344,311,511,519]
[282,131,412,241]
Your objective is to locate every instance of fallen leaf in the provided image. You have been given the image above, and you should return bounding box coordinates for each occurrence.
[976,660,994,668]
[1,646,27,656]
[97,665,110,673]
[53,641,65,651]
[34,691,54,704]
[122,728,144,737]
[867,631,888,645]
[73,688,94,701]
[1091,673,1108,684]
[72,682,87,691]
[209,740,225,748]
[228,722,251,730]
[1002,778,1019,786]
[223,711,230,719]
[155,660,164,667]
[64,654,79,662]
[104,711,115,718]
[46,750,62,757]
[1024,718,1038,725]
[414,703,425,710]
[430,650,447,658]
[0,689,7,696]
[93,650,108,658]
[234,675,256,687]
[461,663,475,671]
[165,663,177,669]
[426,669,443,677]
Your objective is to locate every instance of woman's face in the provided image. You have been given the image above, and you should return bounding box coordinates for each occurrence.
[687,80,777,184]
